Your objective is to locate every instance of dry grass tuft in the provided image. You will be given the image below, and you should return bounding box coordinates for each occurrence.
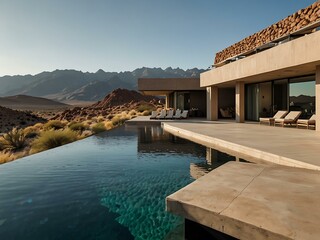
[1,128,26,150]
[91,122,106,134]
[142,110,151,116]
[31,129,78,154]
[104,121,114,130]
[44,120,66,130]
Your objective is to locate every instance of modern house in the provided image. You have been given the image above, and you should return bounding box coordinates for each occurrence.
[138,78,207,117]
[202,1,320,130]
[138,2,320,129]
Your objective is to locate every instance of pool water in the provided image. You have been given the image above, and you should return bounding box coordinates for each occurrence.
[0,125,238,240]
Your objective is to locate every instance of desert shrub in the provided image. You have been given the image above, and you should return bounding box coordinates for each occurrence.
[83,120,92,125]
[118,112,131,121]
[104,121,114,130]
[111,116,125,126]
[67,121,77,127]
[91,122,106,134]
[68,122,87,134]
[106,114,114,120]
[137,104,154,113]
[44,120,65,130]
[0,152,13,164]
[129,110,137,116]
[142,110,151,116]
[1,128,26,150]
[97,116,105,122]
[33,123,44,130]
[23,126,40,139]
[31,129,78,153]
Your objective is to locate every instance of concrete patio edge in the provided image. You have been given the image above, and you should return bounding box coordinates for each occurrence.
[163,123,320,171]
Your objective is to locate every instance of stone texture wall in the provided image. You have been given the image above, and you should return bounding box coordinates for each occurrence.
[214,1,320,65]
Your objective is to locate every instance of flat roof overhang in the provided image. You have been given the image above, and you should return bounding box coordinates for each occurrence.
[201,30,320,88]
[138,78,204,95]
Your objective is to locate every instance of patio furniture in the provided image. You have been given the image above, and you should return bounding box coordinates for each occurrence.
[181,110,189,119]
[219,107,234,118]
[274,111,302,127]
[150,111,158,119]
[296,114,316,129]
[173,109,182,119]
[165,110,174,119]
[259,110,288,125]
[156,109,166,119]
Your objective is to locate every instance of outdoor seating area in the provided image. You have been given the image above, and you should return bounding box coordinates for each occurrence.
[150,109,189,120]
[259,110,316,129]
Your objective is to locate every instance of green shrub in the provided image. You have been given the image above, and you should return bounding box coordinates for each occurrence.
[31,130,78,153]
[69,122,86,133]
[44,120,65,130]
[136,104,154,113]
[111,116,126,126]
[91,122,106,134]
[1,128,26,150]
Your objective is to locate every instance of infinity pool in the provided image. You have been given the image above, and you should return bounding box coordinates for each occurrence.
[0,125,237,240]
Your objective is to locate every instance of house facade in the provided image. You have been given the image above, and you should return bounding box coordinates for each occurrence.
[138,78,207,117]
[201,1,320,130]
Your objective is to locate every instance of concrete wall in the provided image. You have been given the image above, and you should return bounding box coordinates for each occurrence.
[316,65,320,131]
[201,31,320,87]
[139,78,204,91]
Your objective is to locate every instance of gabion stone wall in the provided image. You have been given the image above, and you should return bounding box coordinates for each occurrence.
[214,1,320,65]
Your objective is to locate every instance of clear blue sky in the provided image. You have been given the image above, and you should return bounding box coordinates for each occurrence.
[0,0,316,76]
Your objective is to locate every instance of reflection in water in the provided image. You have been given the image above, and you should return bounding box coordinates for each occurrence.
[136,126,250,180]
[137,126,206,158]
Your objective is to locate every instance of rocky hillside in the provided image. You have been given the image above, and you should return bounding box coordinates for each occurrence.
[0,67,205,102]
[0,95,69,110]
[0,106,46,133]
[53,89,162,122]
[92,88,158,108]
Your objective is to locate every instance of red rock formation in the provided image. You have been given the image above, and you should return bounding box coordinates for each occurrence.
[91,88,158,108]
[52,89,162,122]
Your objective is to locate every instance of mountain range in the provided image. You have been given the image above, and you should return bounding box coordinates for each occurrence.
[0,67,205,102]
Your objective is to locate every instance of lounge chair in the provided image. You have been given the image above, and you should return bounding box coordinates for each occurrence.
[181,110,189,119]
[173,109,182,119]
[150,111,158,119]
[259,110,288,125]
[165,109,174,119]
[156,109,166,119]
[296,114,316,129]
[274,111,302,127]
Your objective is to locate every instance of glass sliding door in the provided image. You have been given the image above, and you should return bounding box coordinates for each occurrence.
[175,92,191,111]
[259,82,272,117]
[289,76,315,119]
[245,84,260,121]
[273,79,288,114]
[246,82,272,121]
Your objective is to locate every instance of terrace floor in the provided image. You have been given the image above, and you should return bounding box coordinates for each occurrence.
[162,120,320,170]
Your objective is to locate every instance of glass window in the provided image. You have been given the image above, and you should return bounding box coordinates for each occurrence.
[289,76,315,119]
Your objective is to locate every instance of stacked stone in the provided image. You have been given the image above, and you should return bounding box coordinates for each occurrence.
[214,1,320,65]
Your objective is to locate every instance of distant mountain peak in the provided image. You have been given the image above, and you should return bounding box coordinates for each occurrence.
[0,67,205,102]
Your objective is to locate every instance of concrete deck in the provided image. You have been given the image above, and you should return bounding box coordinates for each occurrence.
[163,121,320,170]
[167,162,320,240]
